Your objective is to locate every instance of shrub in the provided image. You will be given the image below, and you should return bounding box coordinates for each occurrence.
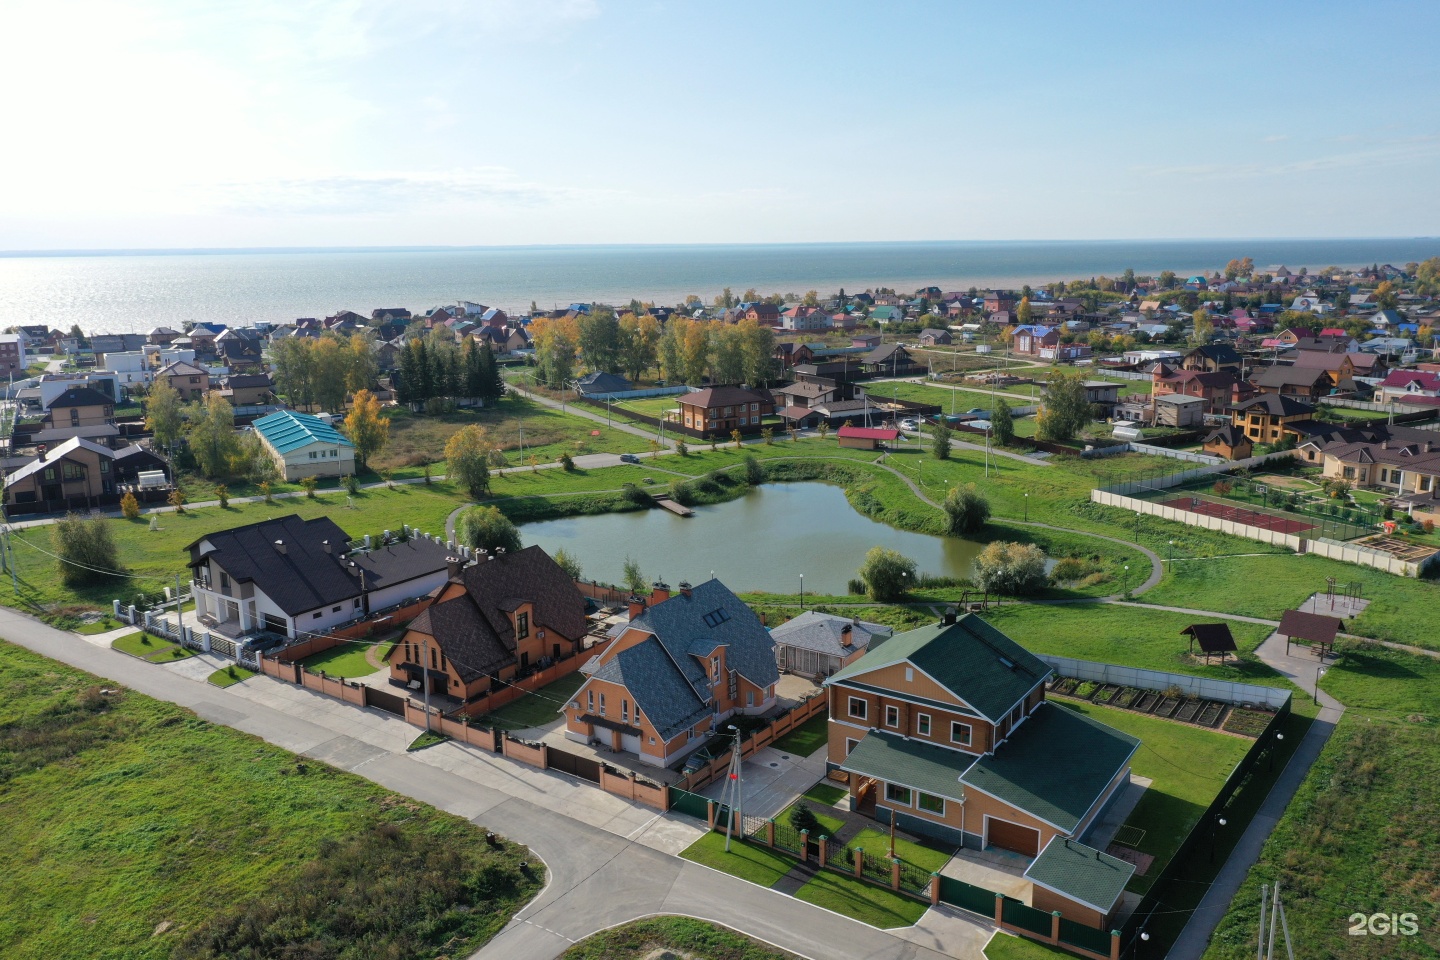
[300,476,319,499]
[50,513,125,587]
[621,483,650,505]
[1212,480,1232,496]
[931,419,952,460]
[744,455,765,485]
[559,453,575,471]
[259,481,273,504]
[119,491,140,519]
[974,542,1049,596]
[214,484,229,509]
[762,427,774,446]
[858,546,917,602]
[1051,556,1101,583]
[1425,519,1436,534]
[344,474,360,495]
[675,441,689,457]
[942,483,990,535]
[846,578,866,595]
[669,479,695,506]
[167,488,186,514]
[788,802,821,835]
[457,506,522,554]
[552,547,582,580]
[621,556,646,593]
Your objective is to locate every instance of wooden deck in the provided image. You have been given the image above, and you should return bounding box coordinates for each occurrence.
[652,494,694,517]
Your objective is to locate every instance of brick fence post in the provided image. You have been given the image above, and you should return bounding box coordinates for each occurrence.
[539,743,549,769]
[1050,911,1061,945]
[766,819,775,848]
[853,847,864,879]
[994,892,1005,927]
[818,835,828,866]
[799,830,809,863]
[1110,930,1121,960]
[930,872,941,906]
[707,801,716,829]
[891,858,901,892]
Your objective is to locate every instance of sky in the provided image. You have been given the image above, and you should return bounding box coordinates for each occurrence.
[2,0,1438,250]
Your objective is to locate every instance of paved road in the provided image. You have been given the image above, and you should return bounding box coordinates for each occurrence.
[0,607,975,960]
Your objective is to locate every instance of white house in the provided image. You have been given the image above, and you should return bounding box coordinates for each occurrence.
[252,410,357,481]
[186,515,455,639]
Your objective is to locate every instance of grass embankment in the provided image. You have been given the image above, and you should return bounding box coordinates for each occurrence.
[7,483,472,616]
[1204,642,1440,960]
[561,917,798,960]
[0,642,540,960]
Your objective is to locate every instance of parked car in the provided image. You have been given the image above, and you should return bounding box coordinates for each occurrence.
[619,453,641,464]
[899,419,918,430]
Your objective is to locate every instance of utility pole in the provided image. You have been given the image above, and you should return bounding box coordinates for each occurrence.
[420,637,433,732]
[174,572,185,634]
[1256,884,1267,960]
[720,724,743,851]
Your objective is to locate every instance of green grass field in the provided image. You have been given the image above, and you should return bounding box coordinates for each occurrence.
[792,869,928,928]
[771,713,830,757]
[680,830,795,886]
[781,798,844,838]
[985,933,1077,960]
[847,828,953,871]
[206,665,256,687]
[802,781,848,807]
[0,642,538,960]
[299,641,382,678]
[561,917,798,960]
[1051,700,1251,894]
[481,670,587,730]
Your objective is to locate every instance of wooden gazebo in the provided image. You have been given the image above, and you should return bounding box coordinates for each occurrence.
[1278,609,1343,659]
[1181,623,1238,664]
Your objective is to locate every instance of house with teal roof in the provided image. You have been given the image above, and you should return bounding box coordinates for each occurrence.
[824,611,1139,927]
[253,410,356,481]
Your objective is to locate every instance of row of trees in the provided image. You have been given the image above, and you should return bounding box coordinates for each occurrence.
[271,333,378,413]
[530,309,778,388]
[395,332,506,409]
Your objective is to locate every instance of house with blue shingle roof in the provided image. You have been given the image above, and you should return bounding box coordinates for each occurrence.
[563,579,779,767]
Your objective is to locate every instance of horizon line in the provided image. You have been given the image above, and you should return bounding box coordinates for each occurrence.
[2,236,1436,259]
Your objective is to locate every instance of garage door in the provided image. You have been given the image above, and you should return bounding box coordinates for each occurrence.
[986,818,1041,857]
[620,733,643,755]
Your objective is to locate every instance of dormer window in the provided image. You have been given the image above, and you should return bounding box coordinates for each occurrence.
[516,612,529,640]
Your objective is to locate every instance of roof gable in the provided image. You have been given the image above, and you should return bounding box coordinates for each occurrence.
[630,579,778,693]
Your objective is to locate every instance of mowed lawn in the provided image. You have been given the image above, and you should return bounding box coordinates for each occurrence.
[1052,700,1250,894]
[770,712,829,757]
[299,640,384,678]
[0,642,539,960]
[482,670,588,730]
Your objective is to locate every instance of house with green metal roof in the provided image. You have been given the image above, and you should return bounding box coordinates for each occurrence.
[253,410,356,481]
[1024,836,1136,930]
[826,611,1139,883]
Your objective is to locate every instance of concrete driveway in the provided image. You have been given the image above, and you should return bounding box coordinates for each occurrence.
[699,743,830,820]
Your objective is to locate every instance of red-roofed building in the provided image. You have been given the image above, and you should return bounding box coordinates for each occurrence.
[836,425,899,450]
[677,385,773,438]
[1378,370,1440,404]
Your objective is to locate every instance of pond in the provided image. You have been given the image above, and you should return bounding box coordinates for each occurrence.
[519,482,984,596]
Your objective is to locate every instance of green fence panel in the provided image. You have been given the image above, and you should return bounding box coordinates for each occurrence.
[1002,897,1053,937]
[1059,916,1113,954]
[939,875,996,917]
[670,788,709,821]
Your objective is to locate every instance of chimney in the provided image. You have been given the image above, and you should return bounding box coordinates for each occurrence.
[321,539,331,554]
[840,623,853,647]
[274,540,286,556]
[678,580,692,598]
[446,556,463,580]
[942,605,957,625]
[651,581,671,603]
[627,594,647,621]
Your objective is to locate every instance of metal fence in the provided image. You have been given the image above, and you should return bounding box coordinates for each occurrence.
[938,875,996,917]
[1060,916,1113,954]
[1040,655,1293,710]
[1002,897,1054,937]
[897,860,932,896]
[859,850,891,884]
[772,822,804,857]
[669,788,709,822]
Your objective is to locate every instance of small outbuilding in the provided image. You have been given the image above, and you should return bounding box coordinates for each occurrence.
[770,610,893,679]
[1181,623,1238,664]
[836,425,898,450]
[1278,609,1343,659]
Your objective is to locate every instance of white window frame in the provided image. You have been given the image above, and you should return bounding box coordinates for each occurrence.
[848,696,868,720]
[884,782,912,806]
[951,721,972,746]
[884,704,900,729]
[845,737,859,755]
[918,792,945,816]
[916,713,931,736]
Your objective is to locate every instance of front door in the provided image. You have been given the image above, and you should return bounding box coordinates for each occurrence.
[519,651,529,672]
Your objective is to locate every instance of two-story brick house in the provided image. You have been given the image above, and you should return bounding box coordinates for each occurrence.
[392,545,589,700]
[826,613,1138,865]
[563,579,779,767]
[154,360,211,401]
[677,386,773,438]
[1228,394,1316,445]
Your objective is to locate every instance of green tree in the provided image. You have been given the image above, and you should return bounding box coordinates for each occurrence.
[537,328,576,387]
[738,319,777,387]
[788,802,821,834]
[271,336,317,409]
[943,484,991,535]
[445,424,495,499]
[310,336,352,414]
[577,306,622,373]
[1036,371,1090,443]
[1374,280,1399,310]
[145,379,184,453]
[458,505,522,554]
[1191,308,1213,344]
[345,331,379,396]
[50,512,124,587]
[621,556,646,594]
[342,388,389,470]
[1158,270,1177,289]
[709,324,746,384]
[744,454,765,484]
[858,547,917,602]
[552,547,583,581]
[300,476,318,499]
[186,393,240,478]
[991,398,1014,445]
[1016,296,1033,325]
[618,312,660,382]
[931,418,952,460]
[974,542,1049,595]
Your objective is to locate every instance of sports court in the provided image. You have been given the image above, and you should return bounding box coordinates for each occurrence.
[1158,496,1316,535]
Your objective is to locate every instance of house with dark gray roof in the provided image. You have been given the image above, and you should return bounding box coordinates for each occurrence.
[393,545,589,701]
[186,515,453,640]
[770,610,892,678]
[564,579,779,767]
[826,611,1138,887]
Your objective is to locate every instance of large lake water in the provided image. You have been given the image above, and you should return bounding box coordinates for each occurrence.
[519,481,981,595]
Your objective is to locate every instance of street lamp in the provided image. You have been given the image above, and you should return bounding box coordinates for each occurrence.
[1269,731,1285,772]
[1209,815,1228,863]
[1024,492,1029,522]
[799,574,805,609]
[1123,564,1129,594]
[1314,666,1326,705]
[1168,539,1175,564]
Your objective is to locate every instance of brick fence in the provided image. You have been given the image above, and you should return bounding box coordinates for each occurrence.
[674,693,826,792]
[452,637,612,718]
[271,597,434,662]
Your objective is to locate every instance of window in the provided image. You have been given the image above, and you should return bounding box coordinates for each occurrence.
[430,647,437,669]
[916,713,931,736]
[220,571,230,589]
[312,611,322,619]
[331,605,341,612]
[599,693,606,716]
[750,402,758,411]
[309,451,317,459]
[884,704,900,728]
[354,598,362,609]
[621,699,629,722]
[635,708,643,726]
[885,783,912,806]
[711,655,720,680]
[904,666,914,682]
[846,738,859,755]
[42,467,55,481]
[848,696,868,720]
[1343,467,1355,479]
[702,608,731,627]
[1422,476,1434,492]
[587,690,594,711]
[99,459,109,473]
[516,612,529,639]
[746,690,755,706]
[69,409,80,426]
[737,416,747,426]
[951,721,972,746]
[918,793,945,815]
[331,449,338,457]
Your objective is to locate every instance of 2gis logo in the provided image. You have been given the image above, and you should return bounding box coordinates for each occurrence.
[1348,912,1420,936]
